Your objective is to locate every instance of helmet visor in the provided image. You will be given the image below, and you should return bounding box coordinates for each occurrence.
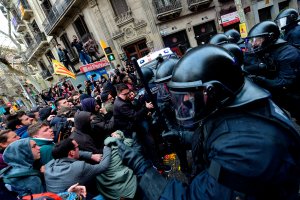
[157,83,171,102]
[275,17,287,29]
[170,90,203,129]
[244,36,265,53]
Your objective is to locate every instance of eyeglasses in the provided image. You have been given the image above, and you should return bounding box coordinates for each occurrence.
[31,144,38,149]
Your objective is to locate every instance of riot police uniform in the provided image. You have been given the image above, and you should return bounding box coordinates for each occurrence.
[115,45,300,200]
[155,58,190,173]
[275,8,300,48]
[246,21,300,122]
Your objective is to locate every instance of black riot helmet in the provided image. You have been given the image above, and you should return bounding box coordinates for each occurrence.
[155,58,180,84]
[168,45,244,128]
[209,33,229,45]
[275,8,299,30]
[155,58,180,102]
[221,43,244,67]
[245,21,280,54]
[140,67,154,83]
[225,29,242,44]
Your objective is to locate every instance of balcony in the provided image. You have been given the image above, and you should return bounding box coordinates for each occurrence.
[114,8,134,27]
[41,69,53,81]
[25,33,49,62]
[42,0,84,35]
[153,0,182,21]
[11,16,26,32]
[18,0,33,21]
[187,0,212,12]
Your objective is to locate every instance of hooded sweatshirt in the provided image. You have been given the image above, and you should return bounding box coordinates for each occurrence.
[81,98,97,114]
[69,111,101,153]
[3,138,44,196]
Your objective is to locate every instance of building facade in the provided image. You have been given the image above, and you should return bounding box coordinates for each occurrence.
[8,0,299,87]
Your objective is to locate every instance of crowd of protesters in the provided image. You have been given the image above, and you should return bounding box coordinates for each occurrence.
[0,63,167,200]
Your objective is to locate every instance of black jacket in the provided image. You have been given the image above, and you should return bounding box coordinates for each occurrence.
[113,97,147,137]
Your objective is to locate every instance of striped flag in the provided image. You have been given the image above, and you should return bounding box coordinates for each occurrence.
[52,60,76,79]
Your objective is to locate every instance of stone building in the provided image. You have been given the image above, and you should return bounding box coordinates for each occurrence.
[8,0,299,78]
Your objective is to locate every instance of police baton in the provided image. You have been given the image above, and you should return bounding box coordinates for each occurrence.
[131,57,169,132]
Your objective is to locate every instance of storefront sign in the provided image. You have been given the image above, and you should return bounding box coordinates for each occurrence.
[80,60,110,73]
[221,11,240,27]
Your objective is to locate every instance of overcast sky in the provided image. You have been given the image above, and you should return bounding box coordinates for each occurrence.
[0,7,18,49]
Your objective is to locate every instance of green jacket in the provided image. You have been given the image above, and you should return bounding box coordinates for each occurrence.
[96,134,137,200]
[32,138,55,165]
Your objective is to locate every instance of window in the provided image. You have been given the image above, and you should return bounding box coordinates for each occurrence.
[29,20,41,35]
[278,1,289,12]
[72,15,90,39]
[45,50,55,64]
[259,7,272,22]
[194,21,217,45]
[24,33,33,47]
[40,0,52,15]
[38,60,47,71]
[110,0,129,16]
[158,0,172,7]
[38,60,52,76]
[60,33,79,64]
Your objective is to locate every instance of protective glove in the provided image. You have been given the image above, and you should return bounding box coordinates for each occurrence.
[162,129,194,148]
[116,140,152,178]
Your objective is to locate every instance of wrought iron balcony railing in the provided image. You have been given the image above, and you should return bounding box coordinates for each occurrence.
[18,0,33,21]
[42,0,74,35]
[187,0,212,11]
[114,8,134,27]
[25,33,47,60]
[153,0,182,21]
[11,16,26,32]
[41,69,53,80]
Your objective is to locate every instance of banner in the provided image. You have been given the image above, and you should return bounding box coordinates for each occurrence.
[52,60,76,79]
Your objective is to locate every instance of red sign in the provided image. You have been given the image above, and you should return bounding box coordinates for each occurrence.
[221,11,240,27]
[80,60,110,73]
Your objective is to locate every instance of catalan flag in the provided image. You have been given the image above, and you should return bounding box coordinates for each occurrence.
[52,60,76,79]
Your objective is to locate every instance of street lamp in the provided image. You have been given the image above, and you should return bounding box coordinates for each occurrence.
[12,55,36,108]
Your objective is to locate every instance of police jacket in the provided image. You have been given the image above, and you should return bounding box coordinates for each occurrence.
[284,24,300,48]
[137,79,300,200]
[255,40,300,92]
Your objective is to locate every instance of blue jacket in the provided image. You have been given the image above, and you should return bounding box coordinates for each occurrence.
[3,138,45,196]
[15,126,29,138]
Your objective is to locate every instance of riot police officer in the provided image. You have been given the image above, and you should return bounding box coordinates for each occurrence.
[115,45,300,200]
[155,58,191,173]
[246,21,300,122]
[225,29,244,45]
[209,33,229,45]
[275,8,300,48]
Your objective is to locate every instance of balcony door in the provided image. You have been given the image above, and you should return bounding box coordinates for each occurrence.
[123,39,150,60]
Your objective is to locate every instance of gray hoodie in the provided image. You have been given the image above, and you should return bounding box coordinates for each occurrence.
[44,147,111,193]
